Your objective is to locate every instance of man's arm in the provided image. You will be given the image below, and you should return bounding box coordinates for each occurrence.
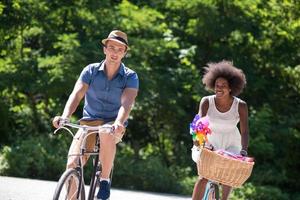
[52,80,88,128]
[113,88,138,133]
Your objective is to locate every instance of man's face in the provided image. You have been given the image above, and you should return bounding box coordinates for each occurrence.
[104,40,127,63]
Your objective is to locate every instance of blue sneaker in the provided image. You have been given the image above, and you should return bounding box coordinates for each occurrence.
[96,180,110,200]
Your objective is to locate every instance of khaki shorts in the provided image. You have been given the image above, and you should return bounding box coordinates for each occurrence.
[67,120,125,168]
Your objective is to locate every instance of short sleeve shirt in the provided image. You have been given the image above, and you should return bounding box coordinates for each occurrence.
[78,61,139,122]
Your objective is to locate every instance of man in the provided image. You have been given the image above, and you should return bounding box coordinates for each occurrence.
[52,30,139,200]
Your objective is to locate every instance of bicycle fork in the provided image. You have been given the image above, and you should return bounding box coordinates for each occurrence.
[74,166,84,199]
[88,156,101,200]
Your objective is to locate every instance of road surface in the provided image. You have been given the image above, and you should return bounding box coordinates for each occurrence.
[0,176,191,200]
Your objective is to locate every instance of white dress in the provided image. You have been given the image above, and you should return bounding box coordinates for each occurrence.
[206,95,242,154]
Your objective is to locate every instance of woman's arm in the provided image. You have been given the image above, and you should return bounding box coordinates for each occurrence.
[238,100,249,155]
[198,96,209,117]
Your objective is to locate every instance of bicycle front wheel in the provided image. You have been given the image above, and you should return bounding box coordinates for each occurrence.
[53,168,85,200]
[203,182,219,200]
[207,187,216,200]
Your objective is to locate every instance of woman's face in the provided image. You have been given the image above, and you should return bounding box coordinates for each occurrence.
[214,77,231,98]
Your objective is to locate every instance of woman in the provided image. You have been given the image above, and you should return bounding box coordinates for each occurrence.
[192,60,249,200]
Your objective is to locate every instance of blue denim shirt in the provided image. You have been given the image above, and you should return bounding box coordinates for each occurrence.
[79,61,139,123]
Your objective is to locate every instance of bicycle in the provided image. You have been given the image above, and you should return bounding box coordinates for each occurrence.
[202,180,220,200]
[52,121,117,200]
[193,145,220,200]
[197,147,254,200]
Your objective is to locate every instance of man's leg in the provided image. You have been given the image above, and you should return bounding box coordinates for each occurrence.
[99,121,125,178]
[99,133,116,179]
[97,122,125,199]
[222,185,232,200]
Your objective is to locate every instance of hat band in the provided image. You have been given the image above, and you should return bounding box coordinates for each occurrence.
[110,36,128,46]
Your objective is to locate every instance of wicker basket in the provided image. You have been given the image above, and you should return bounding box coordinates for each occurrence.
[198,148,254,188]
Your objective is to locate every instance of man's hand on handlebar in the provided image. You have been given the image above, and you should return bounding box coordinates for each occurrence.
[112,121,125,135]
[52,116,70,128]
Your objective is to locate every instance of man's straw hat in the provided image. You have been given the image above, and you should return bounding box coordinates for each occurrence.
[101,30,129,49]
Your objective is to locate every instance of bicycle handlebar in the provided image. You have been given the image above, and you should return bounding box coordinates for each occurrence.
[64,121,113,131]
[53,121,114,137]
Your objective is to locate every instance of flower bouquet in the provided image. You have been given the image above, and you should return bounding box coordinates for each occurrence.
[189,114,211,147]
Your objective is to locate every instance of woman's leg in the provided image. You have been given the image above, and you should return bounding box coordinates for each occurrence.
[192,177,208,200]
[221,185,232,200]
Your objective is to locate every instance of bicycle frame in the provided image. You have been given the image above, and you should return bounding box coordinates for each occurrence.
[53,122,114,200]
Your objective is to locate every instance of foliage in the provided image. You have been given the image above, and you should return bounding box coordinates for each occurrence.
[0,133,70,180]
[232,183,290,200]
[113,144,194,194]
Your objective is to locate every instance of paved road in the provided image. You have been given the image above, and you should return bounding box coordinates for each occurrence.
[0,176,191,200]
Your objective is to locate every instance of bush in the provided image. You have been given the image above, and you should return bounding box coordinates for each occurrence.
[0,133,70,180]
[112,144,195,194]
[114,154,180,193]
[232,183,290,200]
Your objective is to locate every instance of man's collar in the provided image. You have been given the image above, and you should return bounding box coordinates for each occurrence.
[98,61,125,76]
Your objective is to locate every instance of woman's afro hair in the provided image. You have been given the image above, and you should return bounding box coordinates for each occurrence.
[202,60,246,96]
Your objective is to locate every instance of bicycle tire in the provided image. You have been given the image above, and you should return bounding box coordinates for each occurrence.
[53,168,85,200]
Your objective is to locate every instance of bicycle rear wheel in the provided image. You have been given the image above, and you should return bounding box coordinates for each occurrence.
[53,168,85,200]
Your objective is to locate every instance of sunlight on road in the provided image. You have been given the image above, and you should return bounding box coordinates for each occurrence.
[0,176,190,200]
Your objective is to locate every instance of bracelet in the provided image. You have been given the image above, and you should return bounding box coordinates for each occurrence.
[240,149,248,156]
